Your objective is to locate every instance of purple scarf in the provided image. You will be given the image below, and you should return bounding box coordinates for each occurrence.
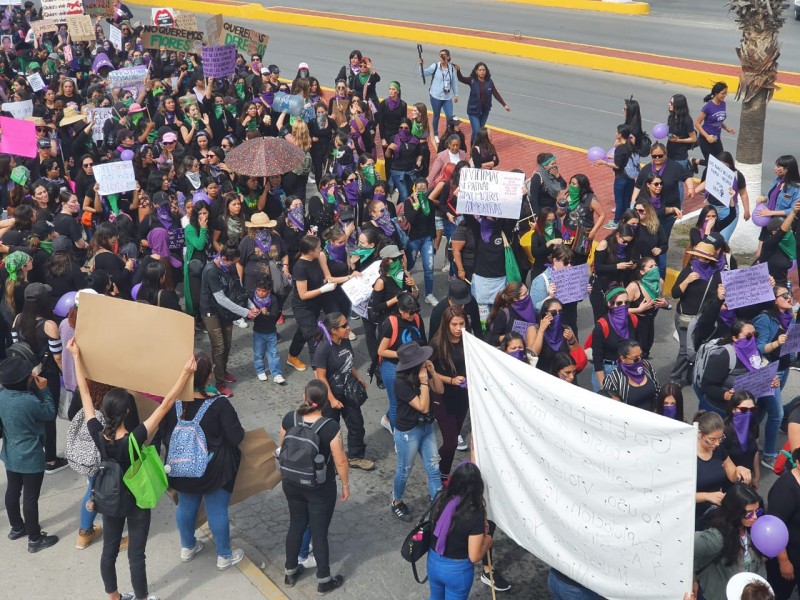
[478,217,493,244]
[663,405,678,419]
[147,227,181,268]
[374,211,394,236]
[373,192,386,203]
[252,291,272,310]
[433,496,462,555]
[607,305,629,339]
[616,243,628,261]
[509,349,526,362]
[719,307,737,327]
[767,178,783,211]
[386,95,401,111]
[732,412,751,451]
[512,296,537,324]
[690,258,718,281]
[326,243,347,263]
[618,358,646,384]
[716,251,727,272]
[343,180,360,207]
[317,321,333,345]
[779,310,793,331]
[349,114,369,152]
[393,128,419,147]
[215,255,231,273]
[543,313,564,352]
[287,206,304,230]
[254,229,272,254]
[650,194,662,210]
[733,337,761,372]
[156,204,173,230]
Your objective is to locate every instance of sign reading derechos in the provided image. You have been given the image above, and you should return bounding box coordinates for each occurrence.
[219,21,268,56]
[141,25,203,53]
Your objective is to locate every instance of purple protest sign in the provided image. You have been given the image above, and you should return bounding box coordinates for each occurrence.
[734,360,779,399]
[720,262,773,310]
[201,44,237,78]
[551,264,590,305]
[0,116,36,158]
[781,322,800,357]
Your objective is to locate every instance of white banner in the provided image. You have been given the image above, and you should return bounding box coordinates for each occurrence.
[1,99,33,119]
[93,161,136,195]
[458,168,524,219]
[341,260,380,318]
[463,332,696,600]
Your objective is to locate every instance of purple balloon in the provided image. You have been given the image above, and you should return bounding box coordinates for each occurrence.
[750,515,789,558]
[652,123,669,140]
[587,146,605,162]
[120,149,134,161]
[54,291,77,317]
[752,204,771,228]
[131,282,142,300]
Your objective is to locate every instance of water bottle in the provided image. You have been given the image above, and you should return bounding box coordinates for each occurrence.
[313,453,326,485]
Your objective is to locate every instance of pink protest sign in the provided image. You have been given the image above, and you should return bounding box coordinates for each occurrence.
[0,116,36,158]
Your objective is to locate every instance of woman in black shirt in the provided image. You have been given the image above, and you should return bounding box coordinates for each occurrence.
[589,224,637,321]
[528,152,566,215]
[386,118,421,202]
[403,178,438,305]
[759,209,800,288]
[766,446,800,598]
[486,281,538,347]
[90,222,135,299]
[319,224,358,319]
[602,339,660,410]
[722,391,760,490]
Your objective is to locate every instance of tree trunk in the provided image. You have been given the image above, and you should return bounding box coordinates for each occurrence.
[730,87,770,252]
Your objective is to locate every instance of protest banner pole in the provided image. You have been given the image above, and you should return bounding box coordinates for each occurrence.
[417,44,425,84]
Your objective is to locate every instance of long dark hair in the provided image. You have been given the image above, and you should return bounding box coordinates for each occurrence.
[100,387,135,440]
[616,124,634,154]
[705,483,763,566]
[605,224,635,261]
[430,462,486,533]
[668,94,692,130]
[572,173,593,197]
[469,62,491,80]
[138,261,166,304]
[297,234,321,262]
[654,382,684,420]
[703,82,728,103]
[624,97,643,135]
[298,379,330,415]
[776,155,800,188]
[723,390,759,440]
[19,294,54,355]
[193,353,213,398]
[488,281,526,326]
[430,306,466,376]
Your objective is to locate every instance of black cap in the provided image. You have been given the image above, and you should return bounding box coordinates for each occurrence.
[37,138,51,149]
[268,64,280,74]
[24,282,52,301]
[153,191,169,206]
[447,279,471,305]
[32,220,54,237]
[0,356,32,385]
[52,236,72,253]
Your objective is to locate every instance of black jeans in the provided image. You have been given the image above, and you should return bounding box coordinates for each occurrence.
[283,478,337,580]
[4,469,44,540]
[323,394,366,459]
[44,369,60,462]
[202,315,234,386]
[101,506,151,598]
[363,318,379,366]
[289,302,322,360]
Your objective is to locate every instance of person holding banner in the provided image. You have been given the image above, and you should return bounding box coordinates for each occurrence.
[626,257,668,359]
[694,152,749,242]
[526,297,584,374]
[757,206,800,288]
[590,285,639,391]
[530,244,582,334]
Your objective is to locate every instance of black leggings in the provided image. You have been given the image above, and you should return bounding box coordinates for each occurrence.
[4,469,44,540]
[44,369,60,462]
[363,318,379,366]
[289,302,322,360]
[101,506,151,598]
[323,395,366,459]
[283,478,337,580]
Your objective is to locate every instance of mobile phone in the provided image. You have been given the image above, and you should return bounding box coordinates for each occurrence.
[32,363,42,376]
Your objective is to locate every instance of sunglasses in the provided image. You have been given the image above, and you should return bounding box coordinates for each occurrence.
[636,208,646,214]
[745,508,764,519]
[735,406,756,413]
[548,309,562,316]
[334,322,350,329]
[650,182,663,187]
[612,300,630,307]
[650,154,665,159]
[83,162,94,167]
[778,292,792,300]
[742,332,759,340]
[36,127,48,132]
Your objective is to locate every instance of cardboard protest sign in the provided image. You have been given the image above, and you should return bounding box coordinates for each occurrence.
[108,66,148,90]
[26,72,45,92]
[89,106,113,141]
[781,323,800,357]
[150,7,174,27]
[109,24,122,50]
[66,14,94,42]
[201,44,236,78]
[2,99,33,119]
[720,263,774,310]
[706,155,736,204]
[30,18,58,35]
[458,168,525,219]
[220,20,268,57]
[734,361,779,399]
[92,161,137,195]
[206,14,223,45]
[174,13,197,31]
[84,0,113,17]
[41,0,83,21]
[342,261,380,318]
[551,263,590,305]
[74,294,194,400]
[0,116,36,158]
[0,0,22,5]
[141,25,203,54]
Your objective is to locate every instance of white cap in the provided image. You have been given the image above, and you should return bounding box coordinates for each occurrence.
[74,288,98,306]
[298,62,309,70]
[726,572,773,599]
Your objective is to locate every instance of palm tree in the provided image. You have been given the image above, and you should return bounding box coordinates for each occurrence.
[729,0,785,252]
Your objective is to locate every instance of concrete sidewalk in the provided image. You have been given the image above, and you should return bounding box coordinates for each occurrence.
[0,418,285,599]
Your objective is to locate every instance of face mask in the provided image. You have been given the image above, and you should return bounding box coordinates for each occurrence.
[617,358,646,384]
[373,192,386,202]
[732,411,752,451]
[316,113,326,128]
[662,405,677,419]
[363,164,376,185]
[214,105,223,119]
[351,245,375,262]
[509,349,526,362]
[121,97,133,108]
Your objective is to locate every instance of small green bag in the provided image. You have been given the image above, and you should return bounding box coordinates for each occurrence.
[501,231,521,283]
[124,434,168,509]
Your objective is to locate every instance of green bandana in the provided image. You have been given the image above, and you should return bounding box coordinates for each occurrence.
[121,97,134,108]
[414,191,431,216]
[568,184,581,212]
[4,251,29,281]
[351,245,375,263]
[325,189,337,204]
[40,240,53,254]
[107,193,120,216]
[235,82,245,100]
[226,105,238,119]
[359,72,370,85]
[246,118,258,130]
[641,267,661,300]
[151,88,164,97]
[146,129,158,144]
[605,286,627,303]
[10,165,29,187]
[131,112,143,126]
[362,164,376,185]
[779,230,797,261]
[544,221,555,242]
[411,121,423,139]
[387,259,404,287]
[214,105,224,119]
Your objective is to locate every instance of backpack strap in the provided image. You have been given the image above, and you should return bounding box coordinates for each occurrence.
[725,345,736,371]
[309,417,333,435]
[630,314,639,328]
[191,396,218,424]
[388,315,400,349]
[598,317,609,339]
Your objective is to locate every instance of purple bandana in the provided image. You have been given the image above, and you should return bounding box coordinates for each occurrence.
[254,229,272,254]
[386,95,401,111]
[433,496,462,555]
[663,405,678,419]
[719,307,736,327]
[509,349,526,362]
[618,358,646,384]
[732,411,751,451]
[326,242,347,263]
[716,252,727,272]
[733,337,761,372]
[779,310,793,331]
[343,180,360,206]
[393,128,419,147]
[478,217,493,244]
[287,206,304,230]
[349,114,369,152]
[512,295,537,323]
[373,192,386,203]
[650,194,662,210]
[147,228,181,268]
[616,243,628,261]
[156,204,173,230]
[375,211,394,236]
[252,292,272,310]
[543,314,564,352]
[216,255,231,273]
[691,258,718,281]
[607,305,629,339]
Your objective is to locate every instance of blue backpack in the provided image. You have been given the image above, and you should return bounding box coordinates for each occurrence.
[167,397,217,478]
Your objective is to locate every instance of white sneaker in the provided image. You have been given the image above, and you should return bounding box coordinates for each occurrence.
[257,373,268,381]
[380,415,393,433]
[217,548,245,571]
[457,435,468,451]
[180,540,204,562]
[298,553,317,568]
[433,135,440,145]
[441,263,449,272]
[273,374,286,384]
[234,318,248,329]
[425,294,439,306]
[348,331,357,341]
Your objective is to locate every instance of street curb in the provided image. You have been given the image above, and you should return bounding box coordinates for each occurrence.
[130,0,800,104]
[495,0,650,15]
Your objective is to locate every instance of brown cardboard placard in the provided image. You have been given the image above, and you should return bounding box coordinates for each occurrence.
[174,13,198,32]
[205,14,223,46]
[66,14,95,42]
[140,25,203,54]
[74,293,194,401]
[30,18,58,35]
[84,0,114,17]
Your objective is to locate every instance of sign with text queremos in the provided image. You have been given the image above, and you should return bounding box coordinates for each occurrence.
[140,25,202,53]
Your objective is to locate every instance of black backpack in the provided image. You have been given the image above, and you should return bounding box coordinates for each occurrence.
[277,413,332,488]
[91,434,136,518]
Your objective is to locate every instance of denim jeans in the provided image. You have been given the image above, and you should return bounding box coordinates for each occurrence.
[253,331,282,377]
[591,363,615,393]
[674,159,689,207]
[381,361,398,429]
[714,202,738,242]
[613,177,634,222]
[547,569,603,600]
[468,113,490,145]
[80,475,98,530]
[390,169,415,202]
[299,526,312,560]
[429,96,454,138]
[175,488,233,557]
[405,235,435,296]
[393,422,442,502]
[427,549,475,600]
[760,369,788,458]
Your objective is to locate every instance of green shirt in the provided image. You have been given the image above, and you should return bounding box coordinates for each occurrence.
[0,387,55,473]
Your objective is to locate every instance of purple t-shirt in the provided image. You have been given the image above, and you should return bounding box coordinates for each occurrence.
[701,100,727,137]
